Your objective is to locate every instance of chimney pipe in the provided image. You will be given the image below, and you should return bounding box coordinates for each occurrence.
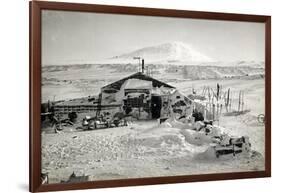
[141,59,144,73]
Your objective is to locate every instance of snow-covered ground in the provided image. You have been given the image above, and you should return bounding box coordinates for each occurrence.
[42,118,264,184]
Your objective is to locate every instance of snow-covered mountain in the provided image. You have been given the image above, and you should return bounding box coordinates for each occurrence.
[107,42,214,64]
[42,41,265,84]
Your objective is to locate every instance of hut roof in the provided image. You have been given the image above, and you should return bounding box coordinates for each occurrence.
[101,72,175,91]
[124,79,152,90]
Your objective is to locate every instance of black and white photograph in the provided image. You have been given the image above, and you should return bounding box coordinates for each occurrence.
[40,10,266,184]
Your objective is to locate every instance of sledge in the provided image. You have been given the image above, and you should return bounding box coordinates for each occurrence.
[76,115,128,131]
[209,136,251,158]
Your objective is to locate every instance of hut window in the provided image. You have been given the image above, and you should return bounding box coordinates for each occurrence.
[125,97,143,108]
[176,96,181,99]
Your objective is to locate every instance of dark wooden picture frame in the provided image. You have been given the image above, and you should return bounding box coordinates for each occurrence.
[30,1,271,192]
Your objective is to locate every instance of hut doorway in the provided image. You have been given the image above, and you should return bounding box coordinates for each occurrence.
[151,95,162,119]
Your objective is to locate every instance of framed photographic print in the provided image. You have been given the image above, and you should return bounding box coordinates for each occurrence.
[30,1,271,192]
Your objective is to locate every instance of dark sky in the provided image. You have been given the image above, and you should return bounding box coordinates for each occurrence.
[42,10,265,65]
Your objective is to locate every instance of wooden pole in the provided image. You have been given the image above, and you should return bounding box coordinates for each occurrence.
[238,91,241,112]
[204,103,207,120]
[242,91,244,111]
[227,88,230,111]
[230,91,232,111]
[213,104,215,121]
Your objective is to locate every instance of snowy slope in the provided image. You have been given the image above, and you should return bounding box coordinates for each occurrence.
[108,42,214,64]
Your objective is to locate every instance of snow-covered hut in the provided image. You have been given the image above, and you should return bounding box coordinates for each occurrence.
[100,72,193,120]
